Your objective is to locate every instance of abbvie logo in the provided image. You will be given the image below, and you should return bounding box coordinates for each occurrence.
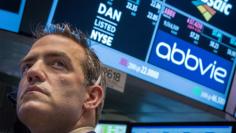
[156,42,227,84]
[148,30,232,93]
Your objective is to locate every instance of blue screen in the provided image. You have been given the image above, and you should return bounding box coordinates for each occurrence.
[48,0,236,110]
[148,30,232,94]
[131,125,233,133]
[0,0,26,32]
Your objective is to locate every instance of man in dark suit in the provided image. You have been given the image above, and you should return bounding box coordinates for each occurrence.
[16,23,106,133]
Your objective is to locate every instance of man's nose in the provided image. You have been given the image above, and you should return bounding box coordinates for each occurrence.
[26,61,46,85]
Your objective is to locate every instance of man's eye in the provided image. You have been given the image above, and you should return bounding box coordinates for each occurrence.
[21,63,32,74]
[51,60,66,69]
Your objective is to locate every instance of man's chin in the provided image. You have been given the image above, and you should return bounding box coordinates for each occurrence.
[17,102,52,126]
[18,101,48,118]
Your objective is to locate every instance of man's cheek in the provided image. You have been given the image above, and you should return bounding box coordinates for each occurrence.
[17,81,24,98]
[17,79,27,99]
[59,78,72,87]
[58,78,81,96]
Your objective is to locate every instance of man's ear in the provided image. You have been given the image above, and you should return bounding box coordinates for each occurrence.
[83,85,104,110]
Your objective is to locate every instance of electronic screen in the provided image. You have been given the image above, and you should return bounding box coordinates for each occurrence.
[47,0,236,110]
[131,125,233,133]
[130,122,234,133]
[0,0,26,32]
[95,122,127,133]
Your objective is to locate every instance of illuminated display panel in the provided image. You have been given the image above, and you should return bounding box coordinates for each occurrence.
[48,0,236,110]
[0,0,26,32]
[131,125,233,133]
[166,0,236,37]
[95,123,127,133]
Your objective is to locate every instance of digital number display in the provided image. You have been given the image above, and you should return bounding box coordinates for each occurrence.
[48,0,236,110]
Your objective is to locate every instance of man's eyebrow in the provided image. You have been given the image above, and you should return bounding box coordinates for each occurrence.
[19,54,37,67]
[19,51,72,67]
[44,51,71,62]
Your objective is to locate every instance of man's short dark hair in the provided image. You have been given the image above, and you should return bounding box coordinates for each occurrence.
[33,23,106,126]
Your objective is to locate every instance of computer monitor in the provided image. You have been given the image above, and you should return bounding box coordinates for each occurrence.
[46,0,236,110]
[95,121,128,133]
[1,0,234,110]
[130,122,235,133]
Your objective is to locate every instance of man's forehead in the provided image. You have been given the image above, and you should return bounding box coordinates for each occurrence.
[25,35,86,61]
[32,35,85,53]
[32,34,77,47]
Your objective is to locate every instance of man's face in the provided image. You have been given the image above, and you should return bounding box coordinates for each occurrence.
[17,35,88,126]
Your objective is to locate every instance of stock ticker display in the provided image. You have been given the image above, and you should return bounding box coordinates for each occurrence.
[48,0,236,110]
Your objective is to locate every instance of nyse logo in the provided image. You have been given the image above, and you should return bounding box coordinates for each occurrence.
[156,42,227,84]
[148,30,232,93]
